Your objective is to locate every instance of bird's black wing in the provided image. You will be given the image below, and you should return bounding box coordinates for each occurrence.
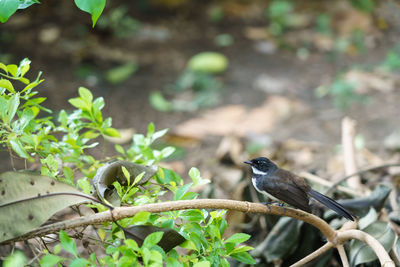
[261,169,312,213]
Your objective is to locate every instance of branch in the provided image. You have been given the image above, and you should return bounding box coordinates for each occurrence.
[1,199,336,244]
[337,229,395,267]
[342,117,362,190]
[1,199,395,266]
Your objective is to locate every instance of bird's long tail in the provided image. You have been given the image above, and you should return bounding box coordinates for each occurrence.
[308,190,355,221]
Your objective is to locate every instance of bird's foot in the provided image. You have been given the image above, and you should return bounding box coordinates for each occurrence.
[261,201,281,212]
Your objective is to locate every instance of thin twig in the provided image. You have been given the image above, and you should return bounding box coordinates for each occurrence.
[326,163,400,195]
[337,244,349,267]
[289,242,334,267]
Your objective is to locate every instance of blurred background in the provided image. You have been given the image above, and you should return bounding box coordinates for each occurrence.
[1,0,400,264]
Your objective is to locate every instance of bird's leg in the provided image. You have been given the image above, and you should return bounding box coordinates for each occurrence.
[278,202,286,214]
[260,201,281,212]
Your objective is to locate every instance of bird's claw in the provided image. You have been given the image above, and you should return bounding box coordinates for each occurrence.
[261,201,282,212]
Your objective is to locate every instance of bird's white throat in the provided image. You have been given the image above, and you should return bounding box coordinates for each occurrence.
[251,166,268,175]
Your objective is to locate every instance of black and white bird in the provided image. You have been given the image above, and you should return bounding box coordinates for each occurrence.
[244,157,355,221]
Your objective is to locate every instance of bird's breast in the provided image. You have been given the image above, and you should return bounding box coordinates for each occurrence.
[252,177,280,201]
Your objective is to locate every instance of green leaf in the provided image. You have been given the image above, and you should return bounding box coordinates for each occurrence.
[130,211,150,224]
[225,233,251,244]
[193,261,210,267]
[230,251,256,264]
[147,122,155,136]
[149,91,173,112]
[74,0,106,27]
[69,258,90,267]
[17,58,30,77]
[174,183,192,201]
[0,0,19,23]
[142,231,163,248]
[78,87,93,102]
[3,251,27,267]
[187,52,229,73]
[104,127,120,137]
[17,0,39,10]
[180,210,204,222]
[39,254,64,267]
[0,172,92,242]
[14,108,34,133]
[105,62,138,84]
[0,79,15,93]
[7,93,19,124]
[59,230,77,257]
[6,64,18,77]
[0,62,7,73]
[349,221,396,265]
[9,139,29,158]
[77,178,91,195]
[68,98,87,110]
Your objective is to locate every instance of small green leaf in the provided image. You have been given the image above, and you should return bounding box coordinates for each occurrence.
[193,261,210,267]
[6,64,18,77]
[17,0,40,10]
[225,233,251,244]
[105,62,137,84]
[130,211,150,225]
[142,231,163,248]
[0,62,7,73]
[147,122,155,136]
[68,98,87,110]
[230,251,256,264]
[77,178,91,195]
[39,254,64,267]
[78,87,93,102]
[7,93,19,124]
[187,52,229,73]
[0,79,15,93]
[74,0,106,27]
[104,127,120,137]
[174,183,192,201]
[132,172,145,186]
[69,258,90,267]
[17,58,30,77]
[9,139,29,158]
[180,210,204,222]
[3,251,27,267]
[121,166,130,186]
[59,230,77,257]
[149,91,173,112]
[0,0,19,23]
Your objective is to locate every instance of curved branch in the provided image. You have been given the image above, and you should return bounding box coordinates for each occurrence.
[337,229,395,267]
[1,199,336,244]
[0,199,395,266]
[290,242,334,267]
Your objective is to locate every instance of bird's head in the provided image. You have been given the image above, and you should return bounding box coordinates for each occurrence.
[244,157,278,175]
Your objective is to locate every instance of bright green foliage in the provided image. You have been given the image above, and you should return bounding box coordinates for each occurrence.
[0,58,255,265]
[266,0,294,36]
[74,0,106,27]
[0,0,105,26]
[0,0,39,23]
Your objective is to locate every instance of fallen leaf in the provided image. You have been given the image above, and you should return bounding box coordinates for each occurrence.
[0,172,92,243]
[175,96,304,139]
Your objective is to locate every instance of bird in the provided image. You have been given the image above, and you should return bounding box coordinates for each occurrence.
[244,157,355,221]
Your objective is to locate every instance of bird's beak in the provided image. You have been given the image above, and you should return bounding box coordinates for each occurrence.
[243,160,252,165]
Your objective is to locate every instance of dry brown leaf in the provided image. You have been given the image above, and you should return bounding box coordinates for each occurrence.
[174,96,304,139]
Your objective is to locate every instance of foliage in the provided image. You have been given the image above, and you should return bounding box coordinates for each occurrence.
[150,70,222,112]
[266,0,294,36]
[0,0,105,26]
[315,76,368,110]
[0,58,255,266]
[97,5,140,39]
